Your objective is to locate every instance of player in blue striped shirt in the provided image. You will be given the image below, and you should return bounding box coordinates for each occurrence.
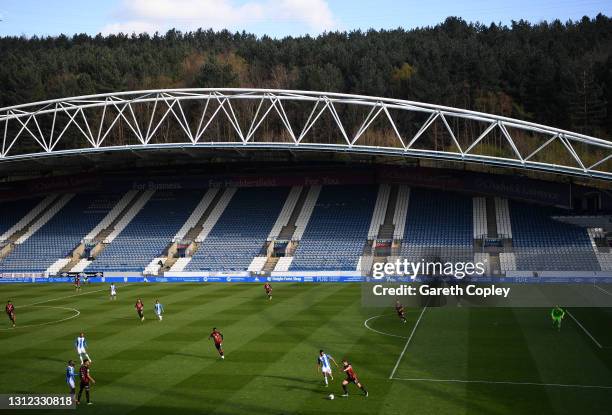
[75,333,91,364]
[66,360,76,401]
[154,300,164,321]
[317,349,338,386]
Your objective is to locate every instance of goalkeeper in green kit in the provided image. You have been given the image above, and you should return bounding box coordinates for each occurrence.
[551,305,565,331]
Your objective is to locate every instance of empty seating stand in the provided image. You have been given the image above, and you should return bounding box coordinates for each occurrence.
[186,187,289,272]
[290,185,377,271]
[0,197,43,240]
[0,193,122,272]
[509,201,599,271]
[400,189,473,264]
[88,190,204,272]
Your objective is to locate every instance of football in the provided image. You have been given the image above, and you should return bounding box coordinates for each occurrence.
[328,394,335,400]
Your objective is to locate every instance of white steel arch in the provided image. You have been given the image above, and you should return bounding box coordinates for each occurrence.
[0,88,611,179]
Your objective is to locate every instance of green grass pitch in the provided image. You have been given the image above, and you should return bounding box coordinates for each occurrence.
[1,283,612,415]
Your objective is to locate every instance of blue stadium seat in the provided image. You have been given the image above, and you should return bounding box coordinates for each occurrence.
[88,190,204,272]
[186,187,289,272]
[290,185,377,271]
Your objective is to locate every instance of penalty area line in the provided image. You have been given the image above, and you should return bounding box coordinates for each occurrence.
[391,377,612,390]
[566,310,603,349]
[389,305,427,379]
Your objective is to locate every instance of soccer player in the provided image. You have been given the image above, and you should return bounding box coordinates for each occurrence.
[5,300,15,328]
[154,299,164,321]
[209,327,225,359]
[110,283,117,301]
[264,282,273,301]
[75,332,92,364]
[74,275,81,292]
[317,349,338,386]
[135,298,144,322]
[551,305,565,331]
[77,359,95,405]
[340,359,368,397]
[66,360,76,401]
[395,300,407,323]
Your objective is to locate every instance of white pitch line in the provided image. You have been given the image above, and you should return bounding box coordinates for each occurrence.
[594,284,612,297]
[566,310,602,349]
[392,377,612,390]
[389,305,427,379]
[363,314,408,339]
[19,284,132,308]
[0,305,80,331]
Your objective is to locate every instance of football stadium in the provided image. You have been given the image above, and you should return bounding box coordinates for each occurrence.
[1,4,612,415]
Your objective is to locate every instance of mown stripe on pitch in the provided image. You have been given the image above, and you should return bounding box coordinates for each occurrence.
[102,284,341,414]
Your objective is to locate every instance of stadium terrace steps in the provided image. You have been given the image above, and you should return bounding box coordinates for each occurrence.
[376,184,398,241]
[277,186,310,240]
[169,256,192,272]
[392,185,410,240]
[85,190,205,272]
[0,194,59,243]
[45,257,71,275]
[248,256,267,272]
[289,185,377,271]
[195,188,237,243]
[262,256,280,272]
[292,186,321,241]
[83,189,140,242]
[268,186,302,241]
[0,195,56,242]
[103,190,155,243]
[186,187,290,272]
[367,184,391,240]
[70,258,92,273]
[144,257,167,275]
[485,197,498,237]
[273,256,293,272]
[495,197,513,238]
[173,188,220,242]
[0,192,123,273]
[473,197,487,238]
[15,194,75,245]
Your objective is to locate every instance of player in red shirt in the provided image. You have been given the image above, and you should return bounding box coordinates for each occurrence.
[264,283,272,301]
[74,276,81,292]
[395,300,407,323]
[77,359,95,405]
[341,359,368,397]
[135,298,144,322]
[209,327,225,359]
[5,300,15,328]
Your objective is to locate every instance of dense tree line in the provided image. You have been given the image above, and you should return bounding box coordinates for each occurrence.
[0,15,610,139]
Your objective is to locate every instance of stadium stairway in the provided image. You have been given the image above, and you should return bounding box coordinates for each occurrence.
[60,189,143,273]
[0,194,58,243]
[86,189,204,272]
[168,188,236,271]
[1,192,124,273]
[365,184,400,273]
[289,185,377,271]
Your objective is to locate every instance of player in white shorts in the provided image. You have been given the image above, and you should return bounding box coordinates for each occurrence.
[317,349,338,386]
[66,360,76,400]
[154,300,164,321]
[75,332,92,364]
[110,283,117,300]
